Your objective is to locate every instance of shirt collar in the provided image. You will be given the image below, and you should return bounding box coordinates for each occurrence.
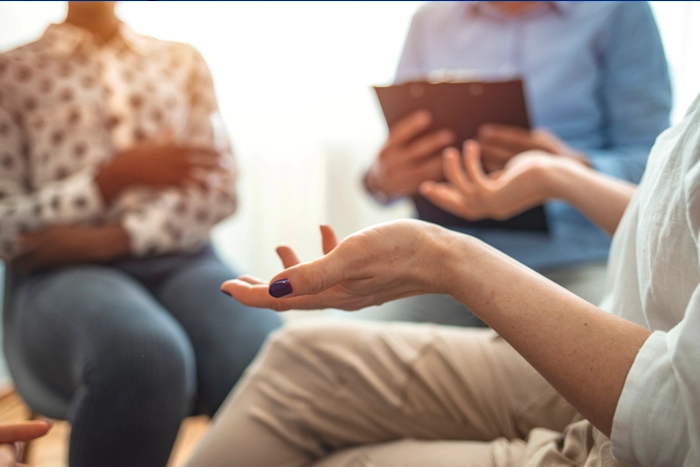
[40,22,152,58]
[465,2,571,19]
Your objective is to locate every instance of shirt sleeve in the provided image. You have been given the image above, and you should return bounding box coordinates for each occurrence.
[611,158,700,466]
[0,104,104,261]
[587,2,672,184]
[394,6,430,84]
[121,46,238,256]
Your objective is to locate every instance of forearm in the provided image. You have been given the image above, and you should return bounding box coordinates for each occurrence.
[545,159,636,236]
[94,161,125,205]
[0,173,106,260]
[88,224,131,261]
[439,233,650,437]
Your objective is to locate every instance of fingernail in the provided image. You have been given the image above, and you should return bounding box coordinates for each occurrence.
[269,279,292,298]
[42,420,54,428]
[221,289,232,297]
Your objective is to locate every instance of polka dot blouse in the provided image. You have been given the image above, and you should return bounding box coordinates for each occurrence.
[0,22,238,260]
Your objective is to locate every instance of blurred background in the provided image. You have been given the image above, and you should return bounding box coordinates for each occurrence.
[1,1,700,387]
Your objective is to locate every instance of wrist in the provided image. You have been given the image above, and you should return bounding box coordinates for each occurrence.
[540,156,588,203]
[364,162,405,203]
[95,162,124,205]
[570,151,591,168]
[364,164,390,203]
[427,226,480,296]
[86,224,131,261]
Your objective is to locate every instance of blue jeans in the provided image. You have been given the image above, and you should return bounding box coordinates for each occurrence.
[3,246,282,467]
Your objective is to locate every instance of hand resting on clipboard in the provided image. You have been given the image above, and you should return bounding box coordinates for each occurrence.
[372,79,550,233]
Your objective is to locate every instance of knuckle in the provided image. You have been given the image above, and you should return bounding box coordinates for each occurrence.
[307,268,329,294]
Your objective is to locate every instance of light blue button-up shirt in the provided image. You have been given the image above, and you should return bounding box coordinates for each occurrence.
[396,1,672,272]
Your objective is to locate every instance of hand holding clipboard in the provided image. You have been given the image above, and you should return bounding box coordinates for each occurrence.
[372,79,550,232]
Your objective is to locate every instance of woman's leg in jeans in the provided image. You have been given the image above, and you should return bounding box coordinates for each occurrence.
[154,251,283,417]
[10,266,197,467]
[186,321,577,467]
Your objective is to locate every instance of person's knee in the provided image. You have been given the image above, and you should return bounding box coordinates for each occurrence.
[264,322,350,358]
[253,321,376,380]
[85,325,196,410]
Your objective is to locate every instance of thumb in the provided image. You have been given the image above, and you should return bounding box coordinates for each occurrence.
[268,252,347,299]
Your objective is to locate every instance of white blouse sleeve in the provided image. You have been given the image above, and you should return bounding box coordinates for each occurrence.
[611,159,700,467]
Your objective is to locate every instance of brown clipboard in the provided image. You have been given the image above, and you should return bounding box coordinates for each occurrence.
[373,79,549,232]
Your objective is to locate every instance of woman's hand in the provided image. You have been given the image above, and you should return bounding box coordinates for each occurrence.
[419,140,572,221]
[0,421,53,467]
[221,220,458,311]
[365,110,455,200]
[95,142,230,205]
[477,124,588,172]
[11,225,130,273]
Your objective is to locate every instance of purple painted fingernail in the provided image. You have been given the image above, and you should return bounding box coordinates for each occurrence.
[221,289,232,297]
[269,279,292,298]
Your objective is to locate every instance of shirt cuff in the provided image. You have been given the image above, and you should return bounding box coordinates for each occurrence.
[57,169,105,222]
[121,191,211,257]
[586,148,647,183]
[587,150,622,177]
[121,208,166,257]
[611,331,685,466]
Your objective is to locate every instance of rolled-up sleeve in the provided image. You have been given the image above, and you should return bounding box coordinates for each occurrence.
[611,159,700,466]
[611,323,696,466]
[0,105,104,261]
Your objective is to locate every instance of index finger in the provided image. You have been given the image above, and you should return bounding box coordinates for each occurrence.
[387,110,432,146]
[220,279,343,312]
[320,224,339,255]
[463,140,488,186]
[479,124,532,147]
[0,421,52,443]
[185,152,226,166]
[442,147,474,194]
[276,246,301,269]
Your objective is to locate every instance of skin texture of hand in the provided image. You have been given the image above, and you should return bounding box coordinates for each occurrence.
[95,142,229,205]
[221,221,456,311]
[11,224,130,274]
[477,124,588,172]
[419,140,574,221]
[0,421,52,467]
[364,110,455,200]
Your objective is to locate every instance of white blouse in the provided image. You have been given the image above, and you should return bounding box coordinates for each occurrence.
[0,22,237,260]
[604,93,700,465]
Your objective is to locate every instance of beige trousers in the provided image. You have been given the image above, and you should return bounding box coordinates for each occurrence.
[186,322,623,467]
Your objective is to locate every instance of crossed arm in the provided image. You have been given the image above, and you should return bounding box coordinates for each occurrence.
[222,142,647,437]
